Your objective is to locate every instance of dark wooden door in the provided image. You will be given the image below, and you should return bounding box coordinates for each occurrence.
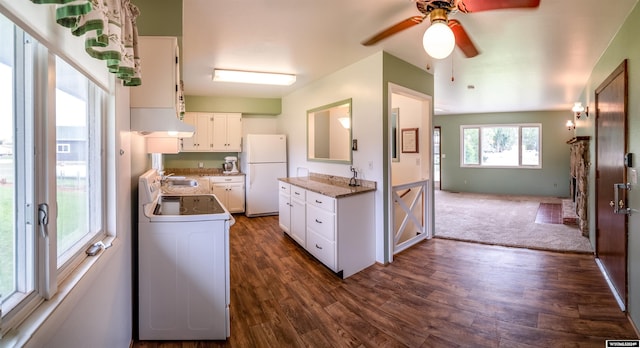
[595,60,628,309]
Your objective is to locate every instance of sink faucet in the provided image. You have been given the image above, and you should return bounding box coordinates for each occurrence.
[160,173,174,184]
[349,166,359,187]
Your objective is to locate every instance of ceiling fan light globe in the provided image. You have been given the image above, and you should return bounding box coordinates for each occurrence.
[422,21,455,59]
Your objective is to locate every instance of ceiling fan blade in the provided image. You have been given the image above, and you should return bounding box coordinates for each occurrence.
[457,0,540,13]
[448,20,479,58]
[362,16,425,46]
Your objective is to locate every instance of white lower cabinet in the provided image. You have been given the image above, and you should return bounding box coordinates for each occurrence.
[278,182,306,246]
[211,176,245,213]
[278,180,375,278]
[306,230,336,271]
[278,183,291,234]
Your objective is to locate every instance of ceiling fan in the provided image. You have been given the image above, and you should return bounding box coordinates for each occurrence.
[362,0,541,59]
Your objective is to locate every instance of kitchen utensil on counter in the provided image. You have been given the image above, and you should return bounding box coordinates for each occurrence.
[223,156,239,174]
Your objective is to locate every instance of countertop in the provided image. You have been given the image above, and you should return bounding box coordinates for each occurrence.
[161,169,245,195]
[279,173,376,198]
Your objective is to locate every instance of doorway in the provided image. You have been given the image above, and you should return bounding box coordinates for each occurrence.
[434,126,441,190]
[595,59,628,311]
[388,83,433,257]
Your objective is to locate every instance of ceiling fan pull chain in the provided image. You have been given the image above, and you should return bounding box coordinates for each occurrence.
[451,55,455,82]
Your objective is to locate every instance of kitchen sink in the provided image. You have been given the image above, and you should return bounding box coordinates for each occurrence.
[167,178,198,187]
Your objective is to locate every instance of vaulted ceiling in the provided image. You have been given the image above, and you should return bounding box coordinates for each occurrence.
[181,0,638,115]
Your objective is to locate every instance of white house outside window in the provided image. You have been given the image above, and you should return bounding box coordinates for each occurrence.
[461,124,542,168]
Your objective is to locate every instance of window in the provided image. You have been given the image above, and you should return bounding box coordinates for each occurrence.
[56,144,70,153]
[461,124,541,168]
[1,13,108,335]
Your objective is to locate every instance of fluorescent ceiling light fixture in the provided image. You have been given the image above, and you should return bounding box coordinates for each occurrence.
[213,69,296,86]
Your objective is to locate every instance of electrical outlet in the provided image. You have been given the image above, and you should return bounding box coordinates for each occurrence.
[198,162,204,168]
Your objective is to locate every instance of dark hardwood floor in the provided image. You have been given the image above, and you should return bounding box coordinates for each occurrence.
[134,215,638,347]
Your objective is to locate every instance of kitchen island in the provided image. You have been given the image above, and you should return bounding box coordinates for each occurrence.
[278,173,376,278]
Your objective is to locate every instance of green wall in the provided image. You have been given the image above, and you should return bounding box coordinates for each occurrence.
[132,0,182,36]
[434,110,571,197]
[185,95,281,115]
[580,2,640,328]
[163,152,230,169]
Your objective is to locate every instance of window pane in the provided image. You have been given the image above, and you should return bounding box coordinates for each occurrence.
[56,59,101,266]
[462,128,479,165]
[0,13,15,302]
[522,126,540,166]
[481,126,518,166]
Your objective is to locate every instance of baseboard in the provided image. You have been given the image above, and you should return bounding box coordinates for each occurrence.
[594,258,626,311]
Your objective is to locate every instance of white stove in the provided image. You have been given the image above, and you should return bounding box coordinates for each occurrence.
[138,169,232,340]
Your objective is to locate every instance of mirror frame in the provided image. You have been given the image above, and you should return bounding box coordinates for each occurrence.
[391,107,400,162]
[307,98,353,164]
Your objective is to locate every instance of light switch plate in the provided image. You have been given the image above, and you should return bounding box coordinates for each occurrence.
[631,169,637,185]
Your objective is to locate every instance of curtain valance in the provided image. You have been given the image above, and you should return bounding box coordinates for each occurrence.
[30,0,142,86]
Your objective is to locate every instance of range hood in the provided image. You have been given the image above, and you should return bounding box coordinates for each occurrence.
[130,107,194,138]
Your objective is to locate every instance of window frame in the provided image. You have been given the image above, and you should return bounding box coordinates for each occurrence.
[0,16,109,336]
[460,123,542,169]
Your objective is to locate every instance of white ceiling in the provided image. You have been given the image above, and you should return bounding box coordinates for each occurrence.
[182,0,638,115]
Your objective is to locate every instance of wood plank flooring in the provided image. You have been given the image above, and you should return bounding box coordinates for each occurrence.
[133,215,638,347]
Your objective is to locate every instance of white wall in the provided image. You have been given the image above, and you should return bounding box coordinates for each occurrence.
[391,93,429,186]
[278,52,386,262]
[241,115,279,137]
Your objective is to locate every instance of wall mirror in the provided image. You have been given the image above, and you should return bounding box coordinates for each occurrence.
[391,107,399,162]
[307,98,352,164]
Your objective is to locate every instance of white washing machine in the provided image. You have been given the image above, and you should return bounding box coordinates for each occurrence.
[138,169,234,340]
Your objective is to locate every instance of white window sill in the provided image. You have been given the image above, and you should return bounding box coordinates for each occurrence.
[1,236,120,348]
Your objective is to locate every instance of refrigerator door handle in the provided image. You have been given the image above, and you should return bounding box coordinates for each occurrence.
[248,164,255,189]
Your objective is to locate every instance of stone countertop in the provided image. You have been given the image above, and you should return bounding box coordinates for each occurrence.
[164,168,245,177]
[160,170,245,194]
[279,174,376,199]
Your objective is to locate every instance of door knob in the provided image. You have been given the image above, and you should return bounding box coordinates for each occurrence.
[613,182,632,215]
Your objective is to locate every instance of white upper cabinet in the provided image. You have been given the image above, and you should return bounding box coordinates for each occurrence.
[181,112,242,152]
[212,113,242,152]
[181,112,213,151]
[130,36,179,110]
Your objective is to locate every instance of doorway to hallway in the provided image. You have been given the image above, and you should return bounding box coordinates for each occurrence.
[388,83,433,256]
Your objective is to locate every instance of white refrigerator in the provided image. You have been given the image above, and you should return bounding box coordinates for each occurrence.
[243,134,287,216]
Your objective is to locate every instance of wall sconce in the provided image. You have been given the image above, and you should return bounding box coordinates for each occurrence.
[572,102,589,119]
[566,120,575,131]
[338,117,351,129]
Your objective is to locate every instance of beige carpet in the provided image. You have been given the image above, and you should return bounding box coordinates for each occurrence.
[434,190,593,253]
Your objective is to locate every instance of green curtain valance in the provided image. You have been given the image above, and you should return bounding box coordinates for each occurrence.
[30,0,142,86]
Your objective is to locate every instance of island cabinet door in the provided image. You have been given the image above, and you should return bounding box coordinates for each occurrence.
[278,182,291,234]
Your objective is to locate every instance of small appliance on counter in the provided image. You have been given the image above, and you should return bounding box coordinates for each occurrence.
[223,156,239,174]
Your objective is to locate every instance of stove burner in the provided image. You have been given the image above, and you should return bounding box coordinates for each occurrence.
[154,195,226,215]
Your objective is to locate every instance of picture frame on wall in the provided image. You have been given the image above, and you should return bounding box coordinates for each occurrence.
[401,128,419,153]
